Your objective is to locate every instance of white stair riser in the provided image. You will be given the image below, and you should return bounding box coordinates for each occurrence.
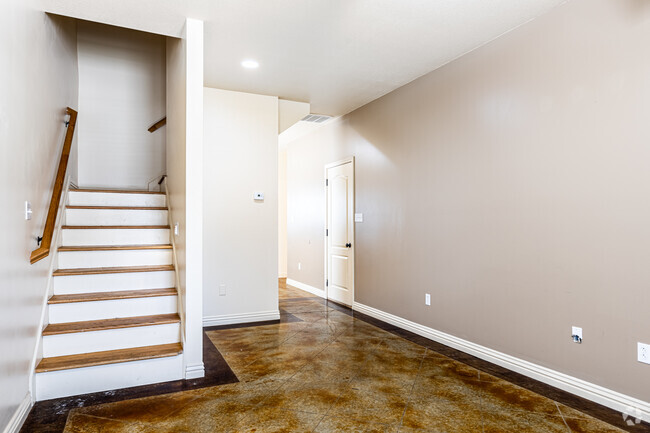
[43,323,180,357]
[49,296,178,324]
[66,208,168,226]
[53,271,175,295]
[58,249,172,268]
[68,191,166,207]
[62,228,170,246]
[35,354,183,401]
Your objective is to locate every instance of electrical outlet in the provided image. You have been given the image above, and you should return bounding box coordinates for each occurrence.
[425,293,431,306]
[638,343,650,365]
[298,262,302,271]
[571,326,583,344]
[219,284,226,296]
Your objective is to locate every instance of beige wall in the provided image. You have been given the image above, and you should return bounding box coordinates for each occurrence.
[0,7,78,429]
[77,21,166,190]
[287,0,650,401]
[203,88,279,322]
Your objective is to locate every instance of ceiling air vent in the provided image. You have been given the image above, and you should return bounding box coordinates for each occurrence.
[301,114,332,123]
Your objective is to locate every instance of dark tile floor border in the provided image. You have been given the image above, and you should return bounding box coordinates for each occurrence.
[21,311,305,432]
[319,297,650,433]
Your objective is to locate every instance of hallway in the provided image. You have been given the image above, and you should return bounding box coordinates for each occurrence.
[50,283,628,432]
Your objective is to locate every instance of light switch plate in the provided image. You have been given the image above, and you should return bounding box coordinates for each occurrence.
[354,213,363,222]
[425,293,431,306]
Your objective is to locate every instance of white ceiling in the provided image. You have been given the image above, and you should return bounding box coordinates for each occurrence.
[41,0,566,115]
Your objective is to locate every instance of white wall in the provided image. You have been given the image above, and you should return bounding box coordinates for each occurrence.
[77,21,166,190]
[278,148,288,278]
[278,100,309,278]
[278,99,309,134]
[203,88,279,325]
[0,6,78,431]
[165,18,204,380]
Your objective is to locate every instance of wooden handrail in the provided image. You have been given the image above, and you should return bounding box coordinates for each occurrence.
[30,107,78,264]
[148,117,166,133]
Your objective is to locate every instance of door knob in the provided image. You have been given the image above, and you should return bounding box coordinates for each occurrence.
[346,243,352,248]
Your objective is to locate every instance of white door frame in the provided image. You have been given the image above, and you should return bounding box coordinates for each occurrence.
[324,156,355,304]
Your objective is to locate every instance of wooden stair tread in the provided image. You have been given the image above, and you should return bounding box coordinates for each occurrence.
[43,313,180,335]
[58,244,172,251]
[71,188,165,195]
[62,225,169,229]
[66,206,167,210]
[48,288,177,304]
[35,343,182,372]
[53,265,174,276]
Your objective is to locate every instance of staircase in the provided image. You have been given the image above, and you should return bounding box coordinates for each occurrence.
[34,188,184,401]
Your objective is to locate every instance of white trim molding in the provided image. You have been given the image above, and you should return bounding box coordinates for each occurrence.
[203,310,281,327]
[185,363,205,380]
[286,279,325,299]
[2,393,32,433]
[353,302,650,421]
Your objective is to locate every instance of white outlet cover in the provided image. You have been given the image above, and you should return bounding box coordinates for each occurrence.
[638,342,650,365]
[219,284,226,296]
[254,192,264,201]
[425,293,431,306]
[572,326,583,340]
[354,213,363,223]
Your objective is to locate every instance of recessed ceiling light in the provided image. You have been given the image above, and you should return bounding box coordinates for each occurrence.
[241,59,259,69]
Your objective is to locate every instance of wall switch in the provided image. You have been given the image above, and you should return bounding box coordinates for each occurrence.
[571,326,583,344]
[174,222,180,236]
[425,293,431,306]
[219,284,226,296]
[24,201,32,220]
[355,213,363,223]
[298,262,302,271]
[638,343,650,365]
[254,192,264,201]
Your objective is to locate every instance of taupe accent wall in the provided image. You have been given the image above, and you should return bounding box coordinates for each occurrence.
[287,0,650,400]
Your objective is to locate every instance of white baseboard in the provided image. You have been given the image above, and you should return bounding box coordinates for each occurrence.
[353,302,650,421]
[203,310,281,327]
[185,363,205,380]
[286,279,325,298]
[2,393,32,433]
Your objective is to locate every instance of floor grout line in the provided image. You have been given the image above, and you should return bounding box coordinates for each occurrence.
[555,401,573,433]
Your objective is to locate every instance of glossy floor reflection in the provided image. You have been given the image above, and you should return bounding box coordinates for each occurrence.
[62,284,630,432]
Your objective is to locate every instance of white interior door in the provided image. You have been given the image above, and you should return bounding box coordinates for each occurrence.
[326,159,354,306]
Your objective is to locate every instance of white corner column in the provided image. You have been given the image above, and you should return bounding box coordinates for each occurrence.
[184,18,205,379]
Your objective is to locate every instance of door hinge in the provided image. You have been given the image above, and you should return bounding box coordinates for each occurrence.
[326,229,328,236]
[326,279,329,287]
[326,179,328,187]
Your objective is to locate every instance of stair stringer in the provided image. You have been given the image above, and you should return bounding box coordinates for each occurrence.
[161,177,187,370]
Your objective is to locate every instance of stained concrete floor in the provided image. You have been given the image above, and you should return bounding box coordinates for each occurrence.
[60,284,632,432]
